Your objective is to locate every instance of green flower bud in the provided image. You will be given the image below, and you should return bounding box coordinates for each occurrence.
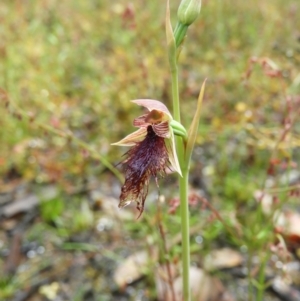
[177,0,201,26]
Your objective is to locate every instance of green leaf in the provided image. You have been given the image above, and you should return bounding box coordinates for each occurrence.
[185,79,207,164]
[166,0,177,66]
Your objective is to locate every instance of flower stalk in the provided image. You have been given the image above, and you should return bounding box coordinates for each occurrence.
[166,0,203,300]
[166,3,191,300]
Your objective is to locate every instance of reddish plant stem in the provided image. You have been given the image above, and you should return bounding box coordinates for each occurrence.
[157,199,176,301]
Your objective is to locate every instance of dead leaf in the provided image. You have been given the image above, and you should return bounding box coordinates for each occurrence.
[272,276,300,301]
[39,282,60,300]
[276,211,300,238]
[156,266,235,301]
[114,249,158,288]
[275,211,300,253]
[2,194,39,217]
[254,190,274,214]
[203,248,243,271]
[155,264,178,301]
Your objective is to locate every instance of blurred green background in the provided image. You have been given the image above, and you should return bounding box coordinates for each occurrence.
[0,0,300,300]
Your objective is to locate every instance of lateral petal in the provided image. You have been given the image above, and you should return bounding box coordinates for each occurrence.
[111,128,147,146]
[133,114,149,128]
[164,129,182,176]
[152,121,170,138]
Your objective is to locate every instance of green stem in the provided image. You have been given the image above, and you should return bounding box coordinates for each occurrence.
[174,22,188,47]
[179,167,190,301]
[247,250,254,301]
[170,60,181,123]
[169,27,191,301]
[256,251,271,301]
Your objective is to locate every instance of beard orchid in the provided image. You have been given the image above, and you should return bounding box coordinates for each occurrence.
[112,99,185,218]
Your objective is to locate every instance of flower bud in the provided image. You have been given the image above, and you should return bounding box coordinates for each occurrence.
[177,0,201,26]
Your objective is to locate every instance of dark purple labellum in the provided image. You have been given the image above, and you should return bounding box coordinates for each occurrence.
[119,125,170,218]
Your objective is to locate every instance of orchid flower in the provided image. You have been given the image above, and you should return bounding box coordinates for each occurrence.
[112,99,186,217]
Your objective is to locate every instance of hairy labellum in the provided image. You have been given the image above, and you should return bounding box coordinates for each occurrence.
[112,99,182,217]
[120,126,169,217]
